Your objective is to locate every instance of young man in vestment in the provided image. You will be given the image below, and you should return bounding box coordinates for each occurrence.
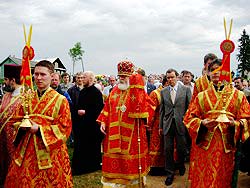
[98,61,154,187]
[191,53,217,103]
[4,60,73,188]
[0,65,22,187]
[187,53,217,181]
[184,59,250,188]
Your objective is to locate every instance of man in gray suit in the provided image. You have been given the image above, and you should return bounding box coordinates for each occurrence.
[159,68,191,186]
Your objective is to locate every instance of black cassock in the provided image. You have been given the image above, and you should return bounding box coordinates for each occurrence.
[72,84,104,175]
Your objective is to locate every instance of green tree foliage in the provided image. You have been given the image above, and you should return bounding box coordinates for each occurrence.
[68,42,85,74]
[237,29,250,78]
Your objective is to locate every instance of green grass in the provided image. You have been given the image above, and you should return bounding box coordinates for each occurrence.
[68,147,102,188]
[73,171,102,188]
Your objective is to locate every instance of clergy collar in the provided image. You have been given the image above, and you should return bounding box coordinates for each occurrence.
[213,84,224,91]
[12,86,22,97]
[37,88,49,98]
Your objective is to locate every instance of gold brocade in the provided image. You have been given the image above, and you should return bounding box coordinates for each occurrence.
[188,85,250,153]
[128,112,149,118]
[14,89,66,169]
[103,149,148,160]
[34,134,52,169]
[0,96,20,134]
[5,88,73,188]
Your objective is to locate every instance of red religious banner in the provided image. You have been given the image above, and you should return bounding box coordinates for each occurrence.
[20,25,34,89]
[216,18,235,83]
[219,39,235,82]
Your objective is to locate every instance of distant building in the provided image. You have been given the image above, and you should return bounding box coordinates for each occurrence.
[0,55,67,79]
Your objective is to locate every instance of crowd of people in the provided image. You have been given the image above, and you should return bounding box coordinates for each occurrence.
[0,54,250,188]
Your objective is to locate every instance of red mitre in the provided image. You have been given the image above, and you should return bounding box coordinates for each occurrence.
[117,60,134,76]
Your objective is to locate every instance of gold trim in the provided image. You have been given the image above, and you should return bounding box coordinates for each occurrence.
[110,121,134,128]
[14,134,32,167]
[103,150,148,160]
[204,90,213,110]
[33,134,53,169]
[52,94,64,118]
[39,125,49,150]
[29,114,54,121]
[109,135,131,142]
[154,89,161,103]
[0,95,19,119]
[102,168,149,181]
[40,92,59,115]
[129,85,145,89]
[197,93,205,112]
[128,112,149,118]
[51,124,67,142]
[185,118,200,129]
[240,119,250,142]
[32,87,52,112]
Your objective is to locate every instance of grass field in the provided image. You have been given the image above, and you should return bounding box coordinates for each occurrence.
[68,147,102,187]
[68,146,250,188]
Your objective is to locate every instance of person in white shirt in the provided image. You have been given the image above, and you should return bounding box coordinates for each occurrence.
[181,70,194,94]
[103,75,116,97]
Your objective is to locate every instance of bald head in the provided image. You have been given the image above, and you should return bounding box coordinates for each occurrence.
[82,71,95,87]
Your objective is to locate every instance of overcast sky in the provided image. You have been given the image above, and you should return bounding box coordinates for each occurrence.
[0,0,250,77]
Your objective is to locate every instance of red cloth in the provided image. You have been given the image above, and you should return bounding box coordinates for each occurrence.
[97,74,155,185]
[0,93,22,185]
[187,74,211,180]
[148,87,165,167]
[184,85,250,188]
[4,88,73,188]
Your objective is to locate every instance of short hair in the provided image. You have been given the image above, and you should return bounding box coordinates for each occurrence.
[137,68,146,77]
[84,71,95,82]
[166,68,179,76]
[61,72,70,81]
[75,72,84,77]
[234,77,243,82]
[109,75,116,81]
[208,58,222,71]
[162,75,167,86]
[204,53,217,65]
[51,72,61,80]
[35,60,54,73]
[181,70,192,76]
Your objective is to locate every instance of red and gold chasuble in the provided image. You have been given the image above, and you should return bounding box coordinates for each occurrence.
[97,78,154,186]
[184,85,250,188]
[148,86,165,167]
[191,74,210,104]
[0,92,22,185]
[5,88,73,188]
[187,74,210,180]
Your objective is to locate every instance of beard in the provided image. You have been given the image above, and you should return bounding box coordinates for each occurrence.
[3,85,14,92]
[118,81,129,90]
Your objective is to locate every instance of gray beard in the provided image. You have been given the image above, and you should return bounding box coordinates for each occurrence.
[118,83,129,90]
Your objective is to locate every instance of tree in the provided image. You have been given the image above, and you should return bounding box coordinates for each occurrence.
[237,29,250,79]
[68,42,85,74]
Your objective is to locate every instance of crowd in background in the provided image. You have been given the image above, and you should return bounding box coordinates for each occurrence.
[1,56,250,188]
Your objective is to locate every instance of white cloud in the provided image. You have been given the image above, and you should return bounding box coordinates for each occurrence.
[0,0,249,77]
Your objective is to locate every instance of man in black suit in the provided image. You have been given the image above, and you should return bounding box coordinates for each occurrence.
[159,68,191,186]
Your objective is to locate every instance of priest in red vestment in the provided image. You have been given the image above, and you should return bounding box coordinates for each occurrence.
[0,65,22,187]
[184,59,250,188]
[98,61,154,187]
[187,53,217,181]
[4,60,73,188]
